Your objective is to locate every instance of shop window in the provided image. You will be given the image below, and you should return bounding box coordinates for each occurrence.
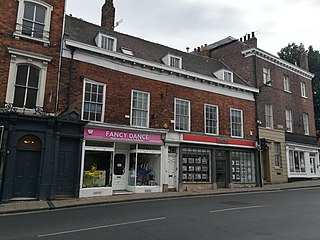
[231,151,255,183]
[181,148,211,183]
[138,144,161,150]
[82,151,112,188]
[289,150,306,173]
[129,152,160,187]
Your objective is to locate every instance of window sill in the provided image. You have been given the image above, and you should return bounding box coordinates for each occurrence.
[13,32,50,46]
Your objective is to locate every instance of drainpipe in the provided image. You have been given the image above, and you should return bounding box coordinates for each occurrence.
[253,55,263,187]
[55,1,67,115]
[66,47,76,111]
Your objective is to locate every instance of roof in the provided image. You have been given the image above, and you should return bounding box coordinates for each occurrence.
[64,15,251,87]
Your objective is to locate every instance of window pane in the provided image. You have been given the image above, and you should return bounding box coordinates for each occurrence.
[33,23,44,38]
[25,88,37,108]
[28,66,39,87]
[22,20,33,35]
[13,86,26,107]
[35,5,46,23]
[82,81,105,122]
[16,65,28,86]
[24,3,35,20]
[131,91,149,127]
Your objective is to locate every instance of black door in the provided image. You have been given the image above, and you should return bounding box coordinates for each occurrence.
[56,139,79,196]
[13,150,41,198]
[215,150,227,188]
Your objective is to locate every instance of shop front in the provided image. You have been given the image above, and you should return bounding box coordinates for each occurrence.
[179,134,259,191]
[80,127,164,198]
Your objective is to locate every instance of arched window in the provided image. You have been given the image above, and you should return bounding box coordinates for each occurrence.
[17,135,42,149]
[13,64,40,109]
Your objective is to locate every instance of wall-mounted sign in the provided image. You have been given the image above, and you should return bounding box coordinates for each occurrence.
[183,134,256,148]
[84,128,163,144]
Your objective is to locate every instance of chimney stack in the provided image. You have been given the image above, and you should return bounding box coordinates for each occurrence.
[299,45,309,71]
[101,0,115,30]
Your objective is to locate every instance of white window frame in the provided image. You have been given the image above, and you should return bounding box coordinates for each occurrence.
[303,113,309,135]
[283,75,290,93]
[204,104,219,135]
[130,90,150,128]
[14,0,53,45]
[95,32,117,51]
[274,142,282,168]
[263,67,271,85]
[162,54,182,69]
[230,108,243,138]
[223,70,233,82]
[81,79,106,122]
[285,109,293,132]
[265,104,273,129]
[174,98,190,132]
[6,48,51,113]
[301,82,307,98]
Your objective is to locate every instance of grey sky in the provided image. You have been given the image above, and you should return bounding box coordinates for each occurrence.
[66,0,320,55]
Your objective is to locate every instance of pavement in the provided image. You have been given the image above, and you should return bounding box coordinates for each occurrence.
[1,179,320,215]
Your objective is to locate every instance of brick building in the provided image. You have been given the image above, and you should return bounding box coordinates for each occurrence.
[195,34,319,183]
[0,0,86,202]
[58,0,261,198]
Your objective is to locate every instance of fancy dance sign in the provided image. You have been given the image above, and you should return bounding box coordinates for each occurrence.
[84,128,163,144]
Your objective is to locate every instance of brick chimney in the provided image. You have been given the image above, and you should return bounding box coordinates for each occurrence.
[245,32,257,48]
[101,0,115,30]
[299,47,309,71]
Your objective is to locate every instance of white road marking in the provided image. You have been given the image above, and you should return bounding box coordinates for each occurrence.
[37,217,166,238]
[209,205,267,213]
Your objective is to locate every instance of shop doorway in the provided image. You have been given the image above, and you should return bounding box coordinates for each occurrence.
[168,147,177,190]
[310,154,317,176]
[112,153,128,190]
[215,150,227,188]
[12,135,42,199]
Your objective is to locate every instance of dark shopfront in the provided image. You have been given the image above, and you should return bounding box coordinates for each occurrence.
[179,134,259,191]
[0,111,86,202]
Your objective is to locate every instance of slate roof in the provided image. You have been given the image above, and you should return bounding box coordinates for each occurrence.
[64,15,251,87]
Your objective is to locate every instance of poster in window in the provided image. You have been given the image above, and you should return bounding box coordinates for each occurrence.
[182,158,188,164]
[195,166,201,172]
[232,174,235,180]
[202,174,207,180]
[202,157,208,164]
[182,166,187,172]
[182,174,188,180]
[188,174,194,181]
[195,157,202,164]
[188,158,194,164]
[236,167,240,173]
[188,166,194,172]
[202,166,208,172]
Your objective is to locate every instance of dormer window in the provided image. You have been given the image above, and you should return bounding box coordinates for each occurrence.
[95,32,117,51]
[223,71,233,82]
[162,54,182,69]
[214,69,233,82]
[14,0,53,44]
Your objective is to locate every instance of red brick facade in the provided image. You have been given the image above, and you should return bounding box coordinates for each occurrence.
[59,58,257,139]
[0,0,65,113]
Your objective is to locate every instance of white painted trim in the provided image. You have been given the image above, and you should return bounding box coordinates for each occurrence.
[8,47,52,62]
[174,98,190,132]
[64,39,259,94]
[63,45,257,101]
[242,48,314,80]
[130,90,150,128]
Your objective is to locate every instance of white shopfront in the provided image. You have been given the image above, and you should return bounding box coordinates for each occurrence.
[79,127,165,198]
[286,143,320,179]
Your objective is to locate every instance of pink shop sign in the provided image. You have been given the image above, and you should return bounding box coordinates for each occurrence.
[84,128,163,144]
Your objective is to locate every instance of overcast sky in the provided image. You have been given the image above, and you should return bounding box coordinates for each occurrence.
[66,0,320,56]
